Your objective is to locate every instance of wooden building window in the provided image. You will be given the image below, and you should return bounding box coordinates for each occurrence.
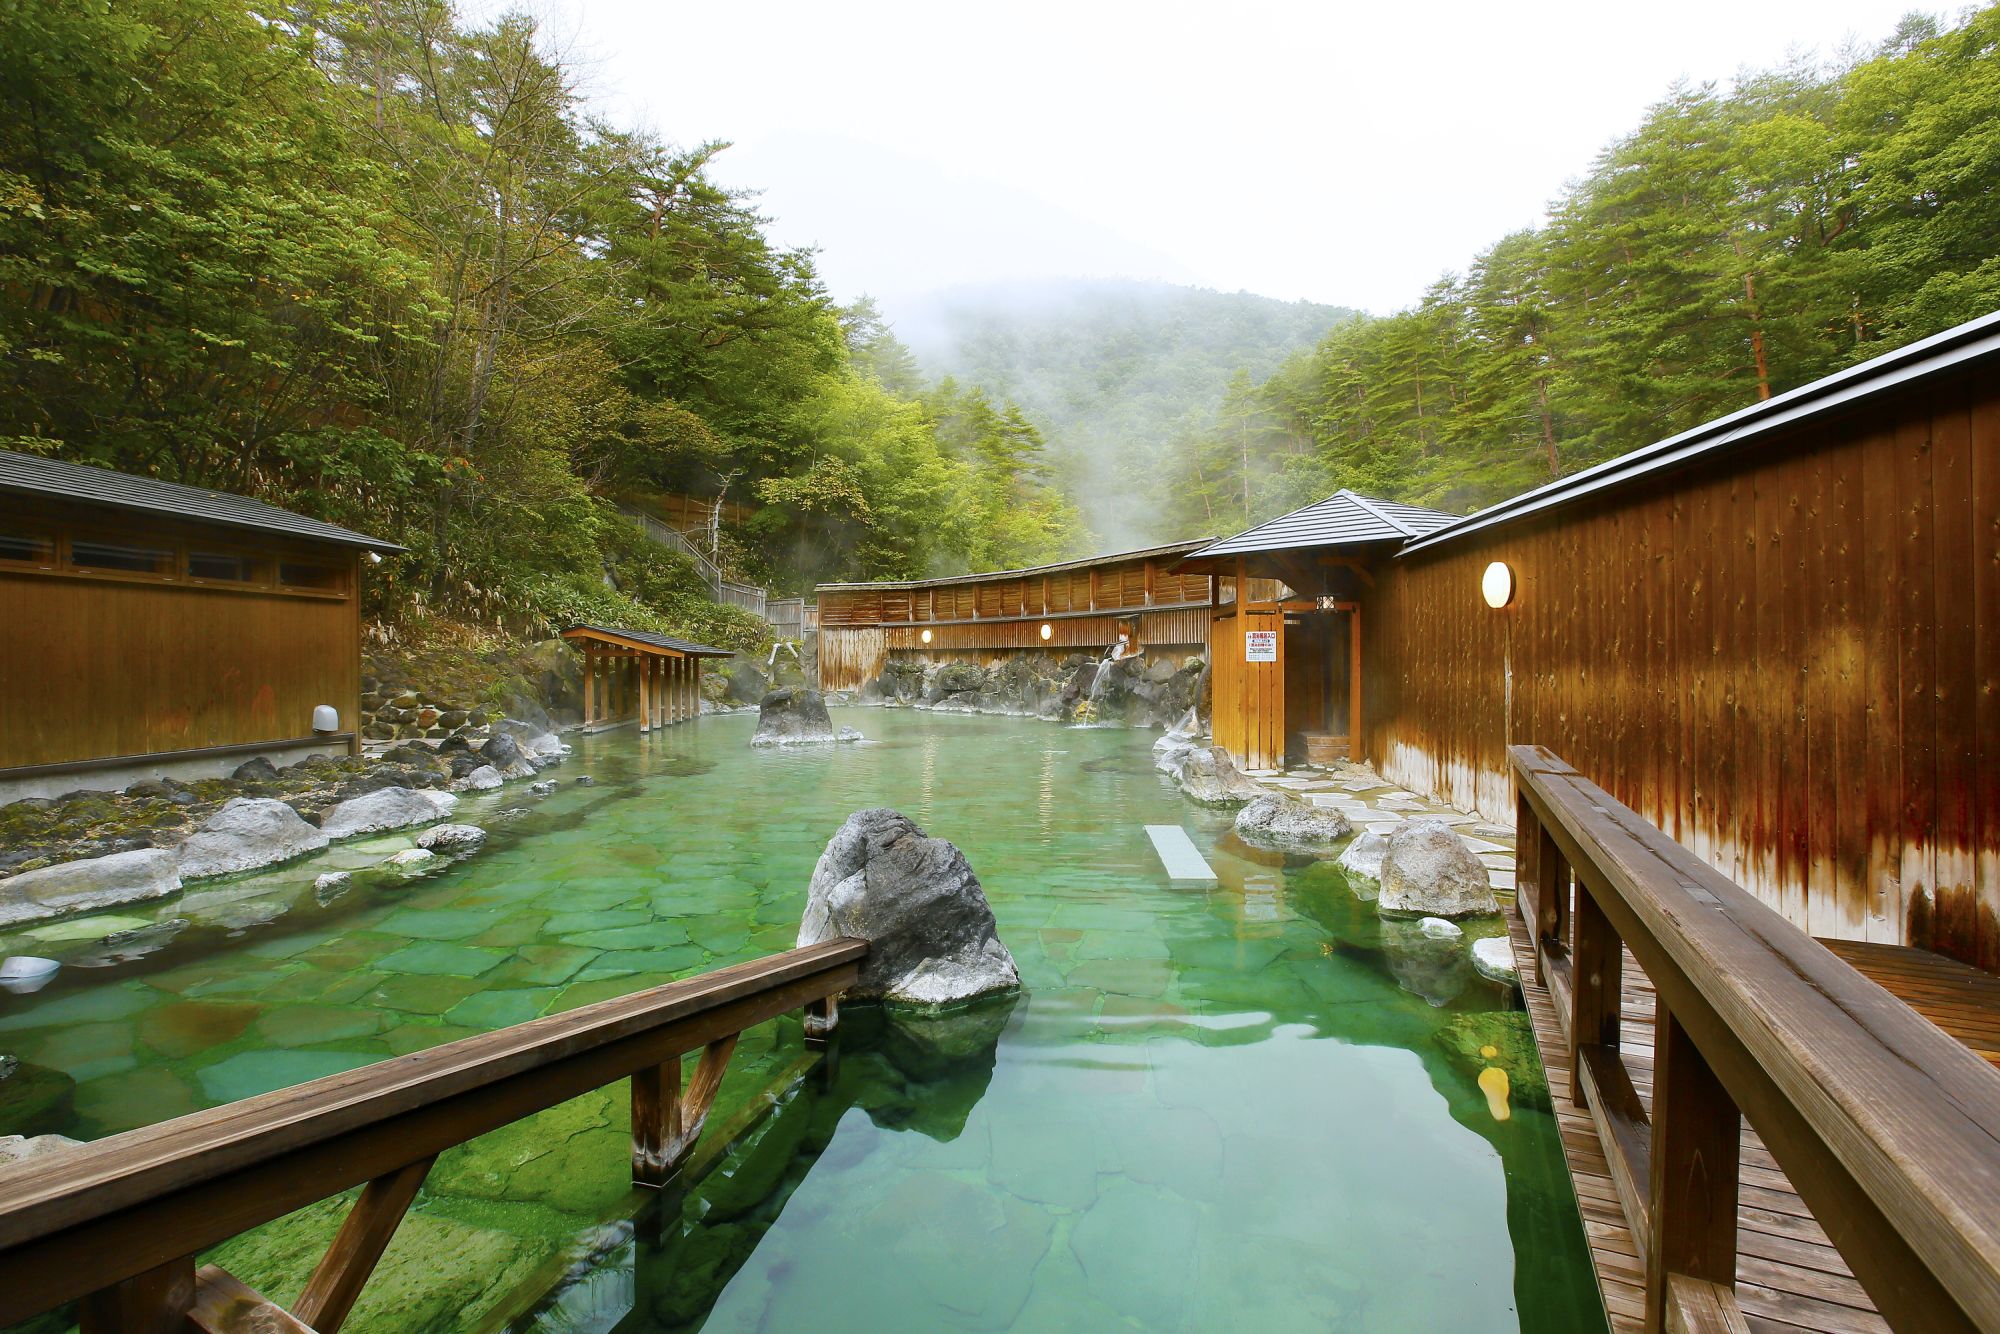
[70,538,173,575]
[278,562,346,592]
[187,551,261,584]
[0,530,56,568]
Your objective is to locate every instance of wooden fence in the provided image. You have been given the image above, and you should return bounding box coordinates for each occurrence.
[0,940,863,1333]
[1512,745,2000,1332]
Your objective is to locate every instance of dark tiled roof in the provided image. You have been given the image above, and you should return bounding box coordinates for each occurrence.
[814,539,1214,593]
[561,624,735,657]
[1402,307,2000,556]
[1181,490,1458,563]
[0,450,406,552]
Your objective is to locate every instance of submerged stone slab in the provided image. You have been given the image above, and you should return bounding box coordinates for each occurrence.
[1144,825,1216,880]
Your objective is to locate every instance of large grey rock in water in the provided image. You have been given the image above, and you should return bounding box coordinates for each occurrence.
[319,786,457,840]
[1175,746,1265,807]
[1377,818,1496,919]
[415,823,487,854]
[797,808,1020,1006]
[1233,795,1354,850]
[177,798,328,879]
[1471,936,1520,986]
[1337,828,1389,901]
[0,849,182,927]
[752,686,838,746]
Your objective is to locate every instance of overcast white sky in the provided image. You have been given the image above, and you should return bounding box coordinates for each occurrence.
[517,0,1931,316]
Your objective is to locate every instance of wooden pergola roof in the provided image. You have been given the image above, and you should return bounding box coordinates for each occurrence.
[559,624,734,658]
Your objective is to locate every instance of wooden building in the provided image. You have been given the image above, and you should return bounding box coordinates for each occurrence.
[558,625,731,731]
[0,452,403,801]
[814,541,1226,692]
[1178,491,1456,770]
[1193,310,2000,968]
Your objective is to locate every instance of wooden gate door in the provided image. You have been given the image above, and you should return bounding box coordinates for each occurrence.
[1211,605,1284,770]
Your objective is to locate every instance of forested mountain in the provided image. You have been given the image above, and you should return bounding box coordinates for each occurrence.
[1160,8,2000,534]
[0,0,1081,643]
[893,281,1357,549]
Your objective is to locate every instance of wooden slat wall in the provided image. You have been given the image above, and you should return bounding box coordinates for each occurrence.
[1363,366,2000,967]
[815,552,1222,692]
[0,565,359,769]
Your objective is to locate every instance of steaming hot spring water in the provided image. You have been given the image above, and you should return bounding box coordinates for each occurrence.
[0,710,1604,1333]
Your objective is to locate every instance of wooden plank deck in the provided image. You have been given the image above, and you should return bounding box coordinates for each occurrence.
[1507,906,1956,1334]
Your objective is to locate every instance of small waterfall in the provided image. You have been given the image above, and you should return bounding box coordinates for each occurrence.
[1072,638,1129,723]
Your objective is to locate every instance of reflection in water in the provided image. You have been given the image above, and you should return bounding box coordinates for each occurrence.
[0,711,1601,1334]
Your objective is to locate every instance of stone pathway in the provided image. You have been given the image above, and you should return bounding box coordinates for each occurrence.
[1250,761,1517,896]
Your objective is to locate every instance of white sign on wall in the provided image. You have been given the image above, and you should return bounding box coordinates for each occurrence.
[1244,629,1277,663]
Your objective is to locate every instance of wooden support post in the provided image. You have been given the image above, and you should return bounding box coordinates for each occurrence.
[639,656,651,733]
[632,1033,741,1187]
[804,994,838,1046]
[1570,877,1622,1105]
[79,1257,195,1334]
[1348,607,1363,753]
[294,1156,434,1334]
[582,647,593,727]
[693,660,702,717]
[1527,803,1570,960]
[1647,1011,1741,1332]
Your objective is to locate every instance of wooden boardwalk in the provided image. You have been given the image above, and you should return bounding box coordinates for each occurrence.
[1508,906,2000,1334]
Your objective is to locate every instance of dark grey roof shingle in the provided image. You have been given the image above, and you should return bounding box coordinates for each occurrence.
[1181,490,1458,563]
[561,624,734,657]
[0,450,406,552]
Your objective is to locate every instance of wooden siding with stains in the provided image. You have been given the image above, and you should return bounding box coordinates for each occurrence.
[1362,364,2000,967]
[0,511,361,770]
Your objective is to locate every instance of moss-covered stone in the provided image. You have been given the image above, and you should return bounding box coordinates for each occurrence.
[0,1058,75,1136]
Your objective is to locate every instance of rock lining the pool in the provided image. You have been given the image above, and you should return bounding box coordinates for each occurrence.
[797,808,1020,1007]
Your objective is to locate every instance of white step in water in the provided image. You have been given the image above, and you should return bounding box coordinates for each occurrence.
[1145,825,1217,881]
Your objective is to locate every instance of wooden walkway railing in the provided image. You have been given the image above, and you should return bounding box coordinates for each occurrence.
[1511,745,2000,1333]
[0,938,864,1333]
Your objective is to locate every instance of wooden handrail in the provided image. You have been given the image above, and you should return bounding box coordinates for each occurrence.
[0,937,865,1330]
[1510,745,2000,1333]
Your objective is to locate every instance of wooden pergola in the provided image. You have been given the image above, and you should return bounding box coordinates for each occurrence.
[558,625,733,733]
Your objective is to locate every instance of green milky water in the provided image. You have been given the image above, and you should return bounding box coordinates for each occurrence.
[0,710,1604,1333]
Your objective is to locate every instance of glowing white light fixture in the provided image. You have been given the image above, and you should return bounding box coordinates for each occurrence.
[1039,622,1053,641]
[1481,561,1515,609]
[920,628,933,645]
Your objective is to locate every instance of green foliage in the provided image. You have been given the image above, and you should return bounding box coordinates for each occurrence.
[0,0,1081,633]
[1161,8,2000,525]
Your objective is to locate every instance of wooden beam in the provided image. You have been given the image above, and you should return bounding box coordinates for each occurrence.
[638,656,651,734]
[78,1256,194,1334]
[188,1266,316,1334]
[293,1156,434,1334]
[1348,606,1363,752]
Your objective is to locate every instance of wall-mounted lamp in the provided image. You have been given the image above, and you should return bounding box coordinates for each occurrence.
[920,628,933,645]
[365,551,384,565]
[1039,622,1053,641]
[1481,561,1515,609]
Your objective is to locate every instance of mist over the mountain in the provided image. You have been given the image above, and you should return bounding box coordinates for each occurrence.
[888,279,1358,551]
